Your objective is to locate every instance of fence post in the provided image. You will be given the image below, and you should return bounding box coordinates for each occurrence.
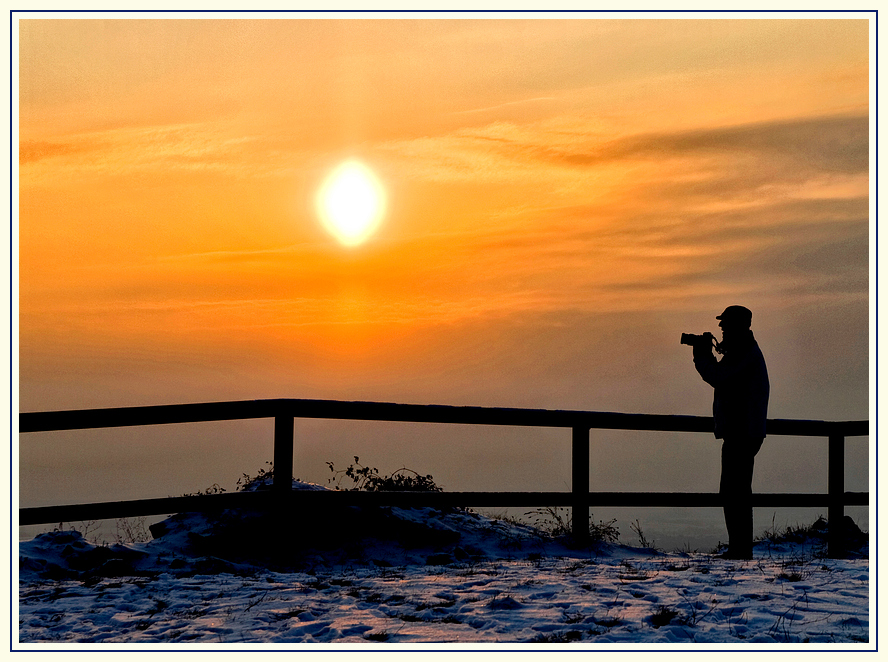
[827,430,845,558]
[273,414,294,496]
[572,426,590,543]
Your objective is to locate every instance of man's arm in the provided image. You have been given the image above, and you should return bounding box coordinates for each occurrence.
[693,343,720,388]
[695,345,758,388]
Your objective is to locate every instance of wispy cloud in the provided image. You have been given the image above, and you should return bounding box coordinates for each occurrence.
[379,113,868,184]
[19,121,290,181]
[453,96,560,115]
[21,106,868,328]
[556,114,868,172]
[19,139,93,164]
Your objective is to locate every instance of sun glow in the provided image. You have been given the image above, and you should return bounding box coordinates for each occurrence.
[316,160,386,247]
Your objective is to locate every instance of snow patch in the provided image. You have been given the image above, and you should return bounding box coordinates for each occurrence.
[19,479,869,645]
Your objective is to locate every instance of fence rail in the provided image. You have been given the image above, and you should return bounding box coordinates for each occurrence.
[18,398,869,558]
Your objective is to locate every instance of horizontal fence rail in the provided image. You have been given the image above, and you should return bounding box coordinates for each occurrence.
[18,398,869,558]
[19,398,869,436]
[18,491,870,527]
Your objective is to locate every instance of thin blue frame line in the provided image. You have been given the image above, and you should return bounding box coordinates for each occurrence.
[6,8,882,13]
[8,9,12,655]
[9,8,877,654]
[0,651,829,655]
[871,8,877,651]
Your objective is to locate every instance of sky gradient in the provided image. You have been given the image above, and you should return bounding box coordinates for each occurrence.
[17,16,871,542]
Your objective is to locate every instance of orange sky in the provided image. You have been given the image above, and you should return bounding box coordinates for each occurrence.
[17,15,871,511]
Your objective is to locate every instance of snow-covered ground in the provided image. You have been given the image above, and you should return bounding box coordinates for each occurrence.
[17,480,870,649]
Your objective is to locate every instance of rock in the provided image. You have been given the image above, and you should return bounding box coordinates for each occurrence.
[43,530,83,545]
[19,557,45,572]
[186,531,212,554]
[841,515,867,552]
[192,556,239,575]
[93,558,136,577]
[149,521,169,539]
[68,544,148,573]
[41,563,73,581]
[842,515,865,538]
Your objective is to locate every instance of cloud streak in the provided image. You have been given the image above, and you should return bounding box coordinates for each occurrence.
[556,114,868,172]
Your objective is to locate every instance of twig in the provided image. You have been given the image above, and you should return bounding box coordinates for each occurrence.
[243,590,269,613]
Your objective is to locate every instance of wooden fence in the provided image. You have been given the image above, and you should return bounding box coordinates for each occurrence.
[18,398,868,558]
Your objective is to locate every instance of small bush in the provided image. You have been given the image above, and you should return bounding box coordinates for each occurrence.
[630,519,657,550]
[327,456,442,492]
[649,606,679,628]
[236,462,275,492]
[776,568,809,582]
[530,630,584,643]
[182,483,227,497]
[759,514,824,544]
[115,517,152,544]
[525,507,620,544]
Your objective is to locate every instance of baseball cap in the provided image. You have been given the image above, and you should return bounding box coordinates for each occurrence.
[716,305,752,327]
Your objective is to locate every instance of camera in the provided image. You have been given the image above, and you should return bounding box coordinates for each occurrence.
[680,332,712,346]
[681,332,723,354]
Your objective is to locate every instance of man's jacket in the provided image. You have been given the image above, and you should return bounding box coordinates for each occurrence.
[693,333,770,439]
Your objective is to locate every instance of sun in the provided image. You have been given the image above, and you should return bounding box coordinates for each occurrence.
[316,160,386,247]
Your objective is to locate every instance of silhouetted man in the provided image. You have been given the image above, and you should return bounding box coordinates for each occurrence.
[691,305,769,559]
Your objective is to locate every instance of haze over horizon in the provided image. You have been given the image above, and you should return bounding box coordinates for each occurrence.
[17,15,871,544]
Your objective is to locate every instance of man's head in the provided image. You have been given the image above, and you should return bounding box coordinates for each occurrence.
[716,305,753,329]
[716,306,753,346]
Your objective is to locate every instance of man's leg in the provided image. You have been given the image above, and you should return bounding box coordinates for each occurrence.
[720,437,763,558]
